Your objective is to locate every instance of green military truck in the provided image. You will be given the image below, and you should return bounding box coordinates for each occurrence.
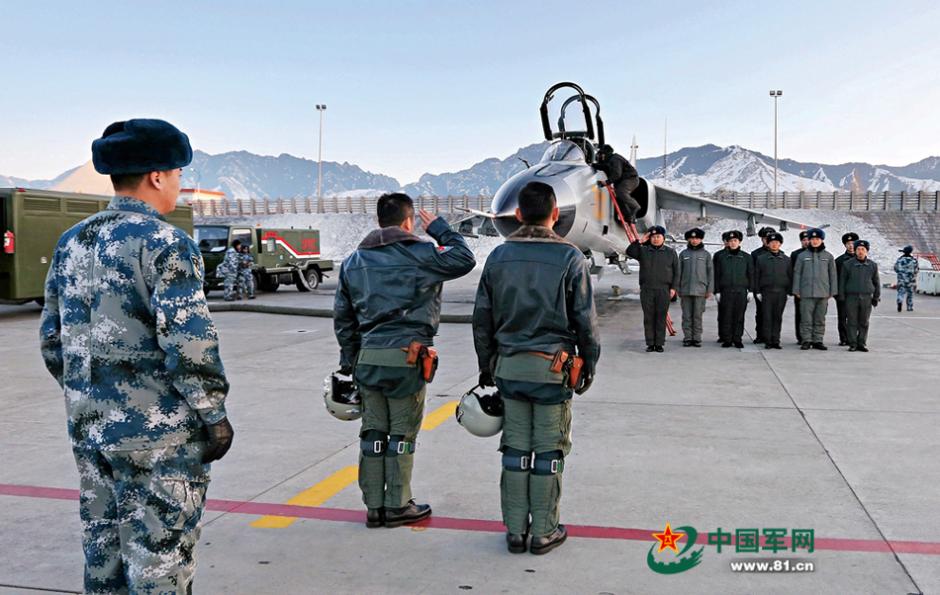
[194,224,333,294]
[1,188,193,305]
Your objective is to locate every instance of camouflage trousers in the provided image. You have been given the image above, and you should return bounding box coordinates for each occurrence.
[236,269,255,298]
[222,272,239,300]
[358,385,426,509]
[72,442,209,595]
[897,283,915,310]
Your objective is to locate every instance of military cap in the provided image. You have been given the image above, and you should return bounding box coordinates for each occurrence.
[807,228,825,239]
[900,245,913,254]
[684,227,705,240]
[92,119,193,175]
[648,225,666,236]
[854,239,870,250]
[842,232,859,244]
[798,230,809,240]
[766,232,784,244]
[758,226,775,238]
[722,230,743,241]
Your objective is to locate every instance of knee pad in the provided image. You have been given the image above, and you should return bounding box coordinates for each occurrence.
[501,447,532,472]
[532,450,565,475]
[360,430,387,458]
[386,435,415,457]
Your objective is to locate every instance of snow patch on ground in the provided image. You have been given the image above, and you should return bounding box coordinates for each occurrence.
[201,209,907,271]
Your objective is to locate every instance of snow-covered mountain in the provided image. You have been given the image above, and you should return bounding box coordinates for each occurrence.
[183,150,400,199]
[401,143,550,197]
[637,145,940,194]
[4,144,939,198]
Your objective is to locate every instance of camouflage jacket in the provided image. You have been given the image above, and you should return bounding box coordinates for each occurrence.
[217,247,241,277]
[240,252,254,269]
[40,196,229,451]
[894,255,919,285]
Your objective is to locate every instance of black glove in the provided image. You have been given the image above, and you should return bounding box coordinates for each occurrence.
[339,365,354,377]
[203,417,234,464]
[871,298,879,307]
[479,370,495,388]
[575,366,594,395]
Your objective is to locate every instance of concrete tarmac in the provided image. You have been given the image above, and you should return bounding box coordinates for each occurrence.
[1,270,938,594]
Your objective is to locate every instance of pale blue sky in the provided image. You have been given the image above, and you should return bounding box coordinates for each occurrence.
[2,0,938,183]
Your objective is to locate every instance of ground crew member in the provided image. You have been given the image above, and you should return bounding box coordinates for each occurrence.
[751,227,775,343]
[594,144,641,224]
[220,239,242,301]
[894,245,919,312]
[334,193,475,529]
[839,240,880,352]
[713,230,752,348]
[713,234,729,342]
[473,181,600,555]
[39,119,233,594]
[834,232,859,345]
[626,225,679,352]
[678,228,713,347]
[753,232,791,349]
[792,228,838,350]
[790,231,810,343]
[237,244,256,299]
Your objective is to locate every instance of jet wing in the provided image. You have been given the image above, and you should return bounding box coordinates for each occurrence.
[652,184,815,233]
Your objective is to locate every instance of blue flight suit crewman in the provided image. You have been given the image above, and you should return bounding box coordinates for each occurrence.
[334,193,475,528]
[40,119,233,594]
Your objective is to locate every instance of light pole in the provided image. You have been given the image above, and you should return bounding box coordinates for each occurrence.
[315,104,327,212]
[769,90,782,204]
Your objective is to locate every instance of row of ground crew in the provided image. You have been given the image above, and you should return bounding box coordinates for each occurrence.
[628,226,885,352]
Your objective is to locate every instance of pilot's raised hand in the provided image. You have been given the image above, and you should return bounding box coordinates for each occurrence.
[418,209,436,230]
[640,232,651,244]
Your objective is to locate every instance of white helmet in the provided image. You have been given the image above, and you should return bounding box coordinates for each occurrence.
[324,370,361,421]
[456,385,504,437]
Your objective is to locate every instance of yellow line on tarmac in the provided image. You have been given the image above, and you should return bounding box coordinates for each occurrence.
[421,399,458,431]
[252,399,458,529]
[251,465,359,528]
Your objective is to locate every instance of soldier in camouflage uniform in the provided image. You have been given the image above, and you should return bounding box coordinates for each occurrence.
[220,240,243,301]
[894,245,919,312]
[237,244,256,299]
[40,119,233,595]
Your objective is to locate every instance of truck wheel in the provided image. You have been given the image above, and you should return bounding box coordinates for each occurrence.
[296,267,321,292]
[258,273,280,292]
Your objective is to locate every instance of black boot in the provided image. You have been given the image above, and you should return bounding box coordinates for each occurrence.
[857,346,869,352]
[801,342,812,350]
[654,345,664,352]
[384,500,432,528]
[897,302,902,312]
[646,345,655,352]
[506,532,528,554]
[692,340,702,347]
[530,525,568,555]
[721,341,733,348]
[682,339,693,347]
[733,341,744,349]
[848,346,857,352]
[366,508,385,528]
[812,342,828,351]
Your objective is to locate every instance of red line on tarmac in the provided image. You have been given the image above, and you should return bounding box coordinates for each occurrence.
[3,482,939,556]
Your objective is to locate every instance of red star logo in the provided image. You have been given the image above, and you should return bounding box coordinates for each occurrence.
[652,523,685,554]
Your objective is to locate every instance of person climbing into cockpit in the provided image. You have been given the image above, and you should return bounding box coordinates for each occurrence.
[594,144,641,225]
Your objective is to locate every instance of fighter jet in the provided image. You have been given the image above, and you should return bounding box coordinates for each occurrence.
[462,82,812,270]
